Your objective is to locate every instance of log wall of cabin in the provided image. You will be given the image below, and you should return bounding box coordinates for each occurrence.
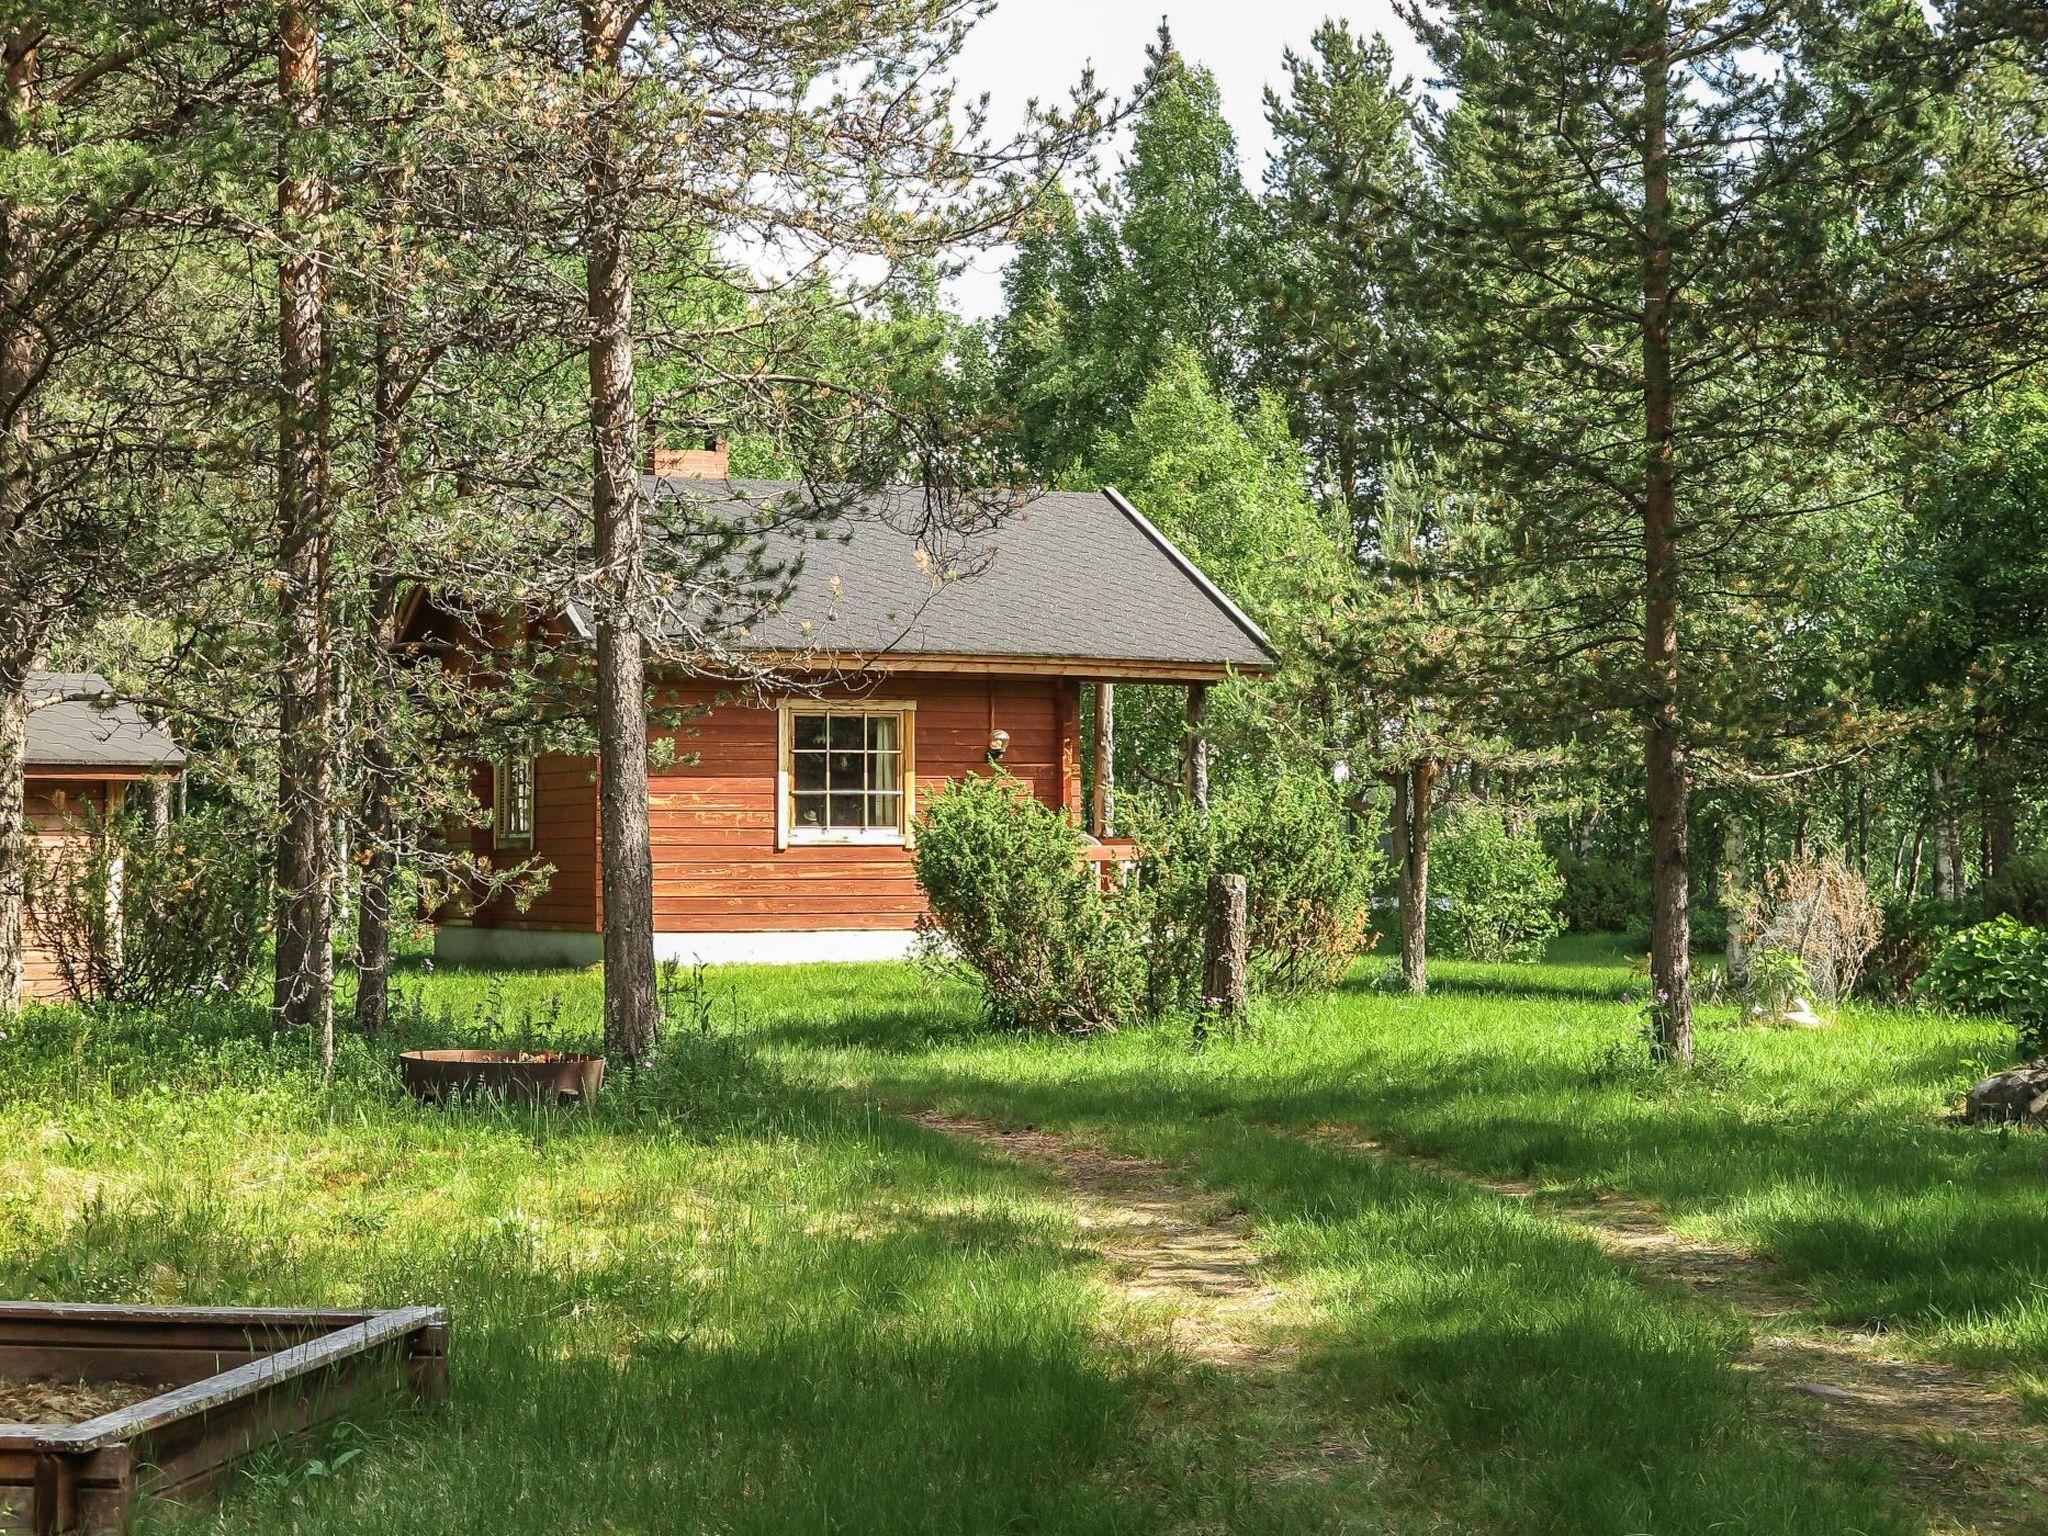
[460,673,1083,936]
[648,674,1081,933]
[19,777,115,1000]
[458,752,600,934]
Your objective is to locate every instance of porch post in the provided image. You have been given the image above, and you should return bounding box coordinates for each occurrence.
[1093,682,1115,838]
[1185,683,1209,813]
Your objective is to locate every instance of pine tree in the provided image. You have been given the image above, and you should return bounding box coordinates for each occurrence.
[1261,21,1419,545]
[0,5,254,1009]
[1396,0,1950,1059]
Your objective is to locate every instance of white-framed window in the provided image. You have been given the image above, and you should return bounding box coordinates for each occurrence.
[495,757,535,846]
[777,702,916,848]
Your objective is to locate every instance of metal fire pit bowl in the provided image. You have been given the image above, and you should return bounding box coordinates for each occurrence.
[399,1049,605,1106]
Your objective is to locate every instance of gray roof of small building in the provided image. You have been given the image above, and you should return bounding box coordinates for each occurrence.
[566,480,1275,674]
[25,674,186,772]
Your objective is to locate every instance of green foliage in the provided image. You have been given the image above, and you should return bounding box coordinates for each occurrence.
[1745,948,1814,1019]
[1259,19,1417,535]
[989,27,1262,477]
[1130,777,1384,1008]
[1554,851,1647,934]
[1433,807,1566,962]
[1089,348,1347,795]
[1919,916,2048,1053]
[1979,853,2048,928]
[24,808,268,1007]
[1864,895,1967,1001]
[1885,385,2048,760]
[910,775,1145,1033]
[1093,346,1343,623]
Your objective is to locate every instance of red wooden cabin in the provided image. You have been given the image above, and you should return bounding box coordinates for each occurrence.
[16,674,186,1002]
[428,458,1275,967]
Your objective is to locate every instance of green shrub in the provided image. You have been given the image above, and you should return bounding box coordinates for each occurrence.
[1621,904,1729,954]
[1433,807,1567,963]
[1863,895,1965,1001]
[1978,854,2048,929]
[1745,947,1813,1018]
[1130,777,1383,1009]
[1554,851,1647,934]
[25,807,269,1006]
[911,775,1146,1033]
[1918,916,2048,1053]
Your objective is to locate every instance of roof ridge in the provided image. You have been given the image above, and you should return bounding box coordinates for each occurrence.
[1098,486,1275,663]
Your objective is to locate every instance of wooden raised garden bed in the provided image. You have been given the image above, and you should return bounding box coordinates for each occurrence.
[0,1302,447,1534]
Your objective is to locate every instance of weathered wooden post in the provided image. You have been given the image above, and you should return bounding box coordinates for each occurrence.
[1093,681,1115,837]
[1185,682,1209,813]
[1203,872,1248,1027]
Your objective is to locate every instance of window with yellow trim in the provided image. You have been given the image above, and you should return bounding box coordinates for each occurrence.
[786,708,909,843]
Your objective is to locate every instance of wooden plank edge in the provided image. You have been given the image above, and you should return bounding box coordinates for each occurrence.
[1,1308,445,1454]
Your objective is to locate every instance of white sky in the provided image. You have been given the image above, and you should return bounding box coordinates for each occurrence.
[944,0,1427,318]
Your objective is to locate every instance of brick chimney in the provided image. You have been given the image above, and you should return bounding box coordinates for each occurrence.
[649,435,729,479]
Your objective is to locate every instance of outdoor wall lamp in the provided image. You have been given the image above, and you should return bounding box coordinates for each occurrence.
[986,729,1010,765]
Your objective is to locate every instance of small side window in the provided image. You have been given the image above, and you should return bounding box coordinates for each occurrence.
[495,758,535,846]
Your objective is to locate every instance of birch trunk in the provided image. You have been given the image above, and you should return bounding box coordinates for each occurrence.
[1387,759,1433,995]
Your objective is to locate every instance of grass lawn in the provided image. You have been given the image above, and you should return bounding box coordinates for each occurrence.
[3,936,2043,1534]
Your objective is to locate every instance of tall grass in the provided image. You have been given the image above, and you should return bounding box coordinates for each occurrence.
[2,938,2035,1533]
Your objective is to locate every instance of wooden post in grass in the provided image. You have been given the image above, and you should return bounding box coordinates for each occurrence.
[1204,872,1248,1026]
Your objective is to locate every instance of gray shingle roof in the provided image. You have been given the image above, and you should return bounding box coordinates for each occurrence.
[567,480,1275,675]
[25,674,186,772]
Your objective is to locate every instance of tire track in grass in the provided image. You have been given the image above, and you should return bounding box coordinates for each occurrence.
[902,1111,1284,1366]
[1298,1123,2048,1534]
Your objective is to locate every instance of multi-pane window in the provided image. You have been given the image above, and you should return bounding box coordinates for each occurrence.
[786,709,908,842]
[495,758,535,845]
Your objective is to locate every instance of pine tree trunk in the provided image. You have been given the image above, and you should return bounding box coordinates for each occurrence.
[1638,14,1692,1064]
[1387,759,1432,994]
[354,567,401,1037]
[0,672,26,1012]
[1202,872,1248,1023]
[271,0,335,1078]
[584,0,657,1063]
[1,36,37,1014]
[353,189,411,1040]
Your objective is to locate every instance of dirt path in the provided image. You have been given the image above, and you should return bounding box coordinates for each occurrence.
[906,1107,2046,1529]
[1302,1124,2048,1533]
[904,1111,1282,1365]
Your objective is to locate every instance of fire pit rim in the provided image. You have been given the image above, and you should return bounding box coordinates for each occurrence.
[397,1047,605,1104]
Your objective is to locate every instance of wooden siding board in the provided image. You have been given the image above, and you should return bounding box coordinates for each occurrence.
[18,780,109,1001]
[458,674,1073,939]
